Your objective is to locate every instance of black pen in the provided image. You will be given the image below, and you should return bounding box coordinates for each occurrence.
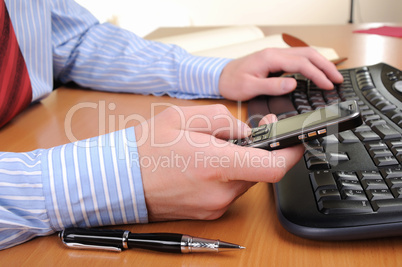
[59,228,245,253]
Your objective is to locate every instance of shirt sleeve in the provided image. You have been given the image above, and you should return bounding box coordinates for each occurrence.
[0,127,147,250]
[51,0,231,99]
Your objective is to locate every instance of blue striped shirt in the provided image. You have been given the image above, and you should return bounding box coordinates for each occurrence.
[1,0,230,250]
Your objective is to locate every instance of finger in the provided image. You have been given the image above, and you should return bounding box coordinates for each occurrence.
[200,180,256,220]
[248,77,297,97]
[162,104,251,139]
[258,114,278,126]
[202,140,305,183]
[283,47,344,85]
[252,48,343,91]
[248,60,332,96]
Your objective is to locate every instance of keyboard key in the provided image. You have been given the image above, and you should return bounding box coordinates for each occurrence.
[341,189,367,200]
[293,92,307,100]
[361,179,388,190]
[376,102,397,112]
[380,168,402,179]
[297,105,313,113]
[390,114,402,125]
[360,110,375,116]
[318,200,372,214]
[340,92,357,99]
[340,84,353,92]
[326,99,341,105]
[385,109,402,121]
[365,141,387,150]
[391,187,402,198]
[391,147,402,156]
[366,90,383,100]
[368,148,393,158]
[373,156,399,166]
[334,171,359,181]
[337,179,363,191]
[309,171,337,190]
[357,100,365,106]
[385,177,402,188]
[343,96,360,102]
[294,98,309,105]
[306,158,330,170]
[366,120,387,127]
[308,139,320,146]
[337,130,360,143]
[311,102,326,109]
[323,91,339,103]
[371,199,402,212]
[396,154,402,163]
[357,72,371,81]
[357,171,382,180]
[320,135,339,145]
[366,189,394,200]
[309,97,324,104]
[304,151,326,162]
[304,149,327,157]
[372,124,401,140]
[362,88,379,98]
[394,120,402,128]
[315,189,341,201]
[303,142,324,152]
[363,114,381,122]
[387,140,402,149]
[355,66,369,73]
[371,98,388,107]
[355,131,381,142]
[323,89,338,96]
[360,83,375,91]
[328,152,349,162]
[366,93,383,103]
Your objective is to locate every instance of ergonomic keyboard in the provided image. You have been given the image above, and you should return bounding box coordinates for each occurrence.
[247,63,402,240]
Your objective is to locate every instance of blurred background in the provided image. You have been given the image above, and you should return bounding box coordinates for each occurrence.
[75,0,402,37]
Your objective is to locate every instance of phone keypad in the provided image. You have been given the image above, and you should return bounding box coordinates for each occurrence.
[308,131,318,137]
[251,124,271,136]
[229,124,271,146]
[229,123,330,149]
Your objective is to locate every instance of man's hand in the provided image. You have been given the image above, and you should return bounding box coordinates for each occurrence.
[219,47,344,101]
[135,104,303,222]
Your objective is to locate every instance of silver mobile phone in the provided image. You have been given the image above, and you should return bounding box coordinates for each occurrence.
[231,100,363,150]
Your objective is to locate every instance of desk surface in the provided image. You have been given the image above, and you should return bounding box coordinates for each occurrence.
[1,24,402,266]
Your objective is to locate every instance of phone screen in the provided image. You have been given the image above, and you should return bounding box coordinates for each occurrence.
[273,105,341,136]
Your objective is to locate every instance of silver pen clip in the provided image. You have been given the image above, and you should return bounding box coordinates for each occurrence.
[59,230,122,252]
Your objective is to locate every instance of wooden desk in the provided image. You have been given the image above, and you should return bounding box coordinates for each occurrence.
[1,24,402,266]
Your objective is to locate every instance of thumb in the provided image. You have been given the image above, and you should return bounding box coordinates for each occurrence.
[176,105,251,139]
[258,114,278,126]
[252,77,297,96]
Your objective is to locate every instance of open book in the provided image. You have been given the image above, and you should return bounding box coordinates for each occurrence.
[150,26,339,61]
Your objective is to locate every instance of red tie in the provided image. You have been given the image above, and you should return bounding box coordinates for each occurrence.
[0,1,32,128]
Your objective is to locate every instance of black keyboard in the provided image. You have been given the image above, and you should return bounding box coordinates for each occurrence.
[247,63,402,240]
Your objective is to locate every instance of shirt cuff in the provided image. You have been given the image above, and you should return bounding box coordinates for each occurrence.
[41,127,148,231]
[176,55,232,99]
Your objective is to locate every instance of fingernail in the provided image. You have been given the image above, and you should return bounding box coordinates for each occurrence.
[244,125,252,136]
[266,114,278,124]
[238,120,252,135]
[281,79,296,92]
